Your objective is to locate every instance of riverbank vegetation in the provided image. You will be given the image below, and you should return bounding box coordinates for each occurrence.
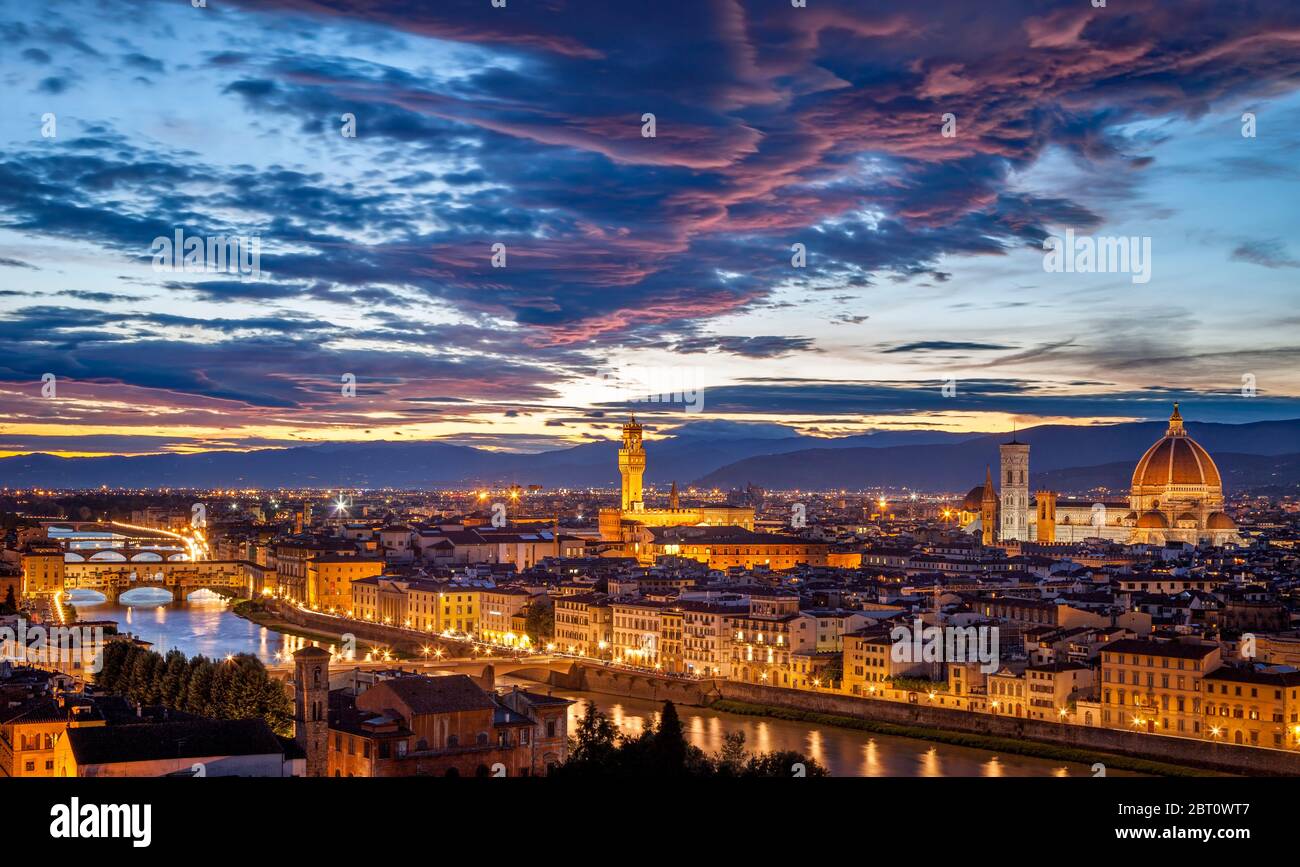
[709,700,1218,777]
[230,599,360,651]
[95,642,293,736]
[553,699,828,777]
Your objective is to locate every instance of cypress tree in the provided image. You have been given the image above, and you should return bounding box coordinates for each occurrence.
[653,700,688,773]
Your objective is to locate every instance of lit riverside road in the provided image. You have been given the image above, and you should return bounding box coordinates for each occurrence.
[68,589,1138,777]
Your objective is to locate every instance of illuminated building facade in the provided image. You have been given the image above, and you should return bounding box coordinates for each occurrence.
[598,416,755,555]
[306,554,384,611]
[1100,638,1221,736]
[1127,404,1241,546]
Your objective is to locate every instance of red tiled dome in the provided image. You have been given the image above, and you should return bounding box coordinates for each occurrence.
[1131,404,1221,489]
[962,485,988,512]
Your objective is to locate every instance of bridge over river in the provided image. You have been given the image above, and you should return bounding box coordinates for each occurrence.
[62,558,259,604]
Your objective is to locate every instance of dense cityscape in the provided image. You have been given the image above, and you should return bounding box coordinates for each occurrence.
[4,0,1298,851]
[4,407,1300,783]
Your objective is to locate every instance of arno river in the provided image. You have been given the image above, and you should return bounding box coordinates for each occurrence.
[70,590,1130,777]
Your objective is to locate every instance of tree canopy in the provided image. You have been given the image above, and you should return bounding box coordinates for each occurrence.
[96,641,293,736]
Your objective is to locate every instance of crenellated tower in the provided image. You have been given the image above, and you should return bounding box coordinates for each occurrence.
[618,415,646,512]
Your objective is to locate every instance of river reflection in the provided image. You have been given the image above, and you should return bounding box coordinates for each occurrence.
[501,681,1136,777]
[67,588,337,664]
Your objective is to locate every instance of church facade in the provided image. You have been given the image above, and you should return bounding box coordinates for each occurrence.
[1126,404,1238,546]
[961,405,1239,547]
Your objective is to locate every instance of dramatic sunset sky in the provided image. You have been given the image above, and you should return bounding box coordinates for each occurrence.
[2,0,1299,457]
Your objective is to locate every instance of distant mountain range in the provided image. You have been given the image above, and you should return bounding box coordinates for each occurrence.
[693,419,1300,493]
[2,418,1299,493]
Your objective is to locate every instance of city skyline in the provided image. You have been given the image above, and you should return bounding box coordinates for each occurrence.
[3,0,1300,460]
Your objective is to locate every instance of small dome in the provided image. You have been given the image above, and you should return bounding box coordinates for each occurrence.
[1206,512,1236,530]
[1124,511,1138,520]
[962,485,988,511]
[1175,512,1198,524]
[1137,511,1169,529]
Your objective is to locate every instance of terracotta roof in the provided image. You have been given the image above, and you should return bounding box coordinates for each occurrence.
[1101,638,1218,660]
[358,674,497,716]
[65,718,284,765]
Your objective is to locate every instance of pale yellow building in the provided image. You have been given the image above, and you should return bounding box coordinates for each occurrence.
[478,587,535,647]
[1024,661,1095,721]
[350,578,479,636]
[553,593,612,657]
[680,601,742,678]
[730,612,819,687]
[21,546,65,596]
[988,668,1027,717]
[842,629,928,697]
[611,598,666,667]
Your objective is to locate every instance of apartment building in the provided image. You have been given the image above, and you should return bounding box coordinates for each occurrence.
[1100,638,1222,736]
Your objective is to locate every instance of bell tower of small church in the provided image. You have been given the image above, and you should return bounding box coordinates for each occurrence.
[980,466,998,546]
[293,646,330,777]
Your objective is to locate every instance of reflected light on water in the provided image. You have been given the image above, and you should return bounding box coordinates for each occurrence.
[861,739,880,776]
[805,729,824,766]
[534,682,1139,777]
[66,589,323,664]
